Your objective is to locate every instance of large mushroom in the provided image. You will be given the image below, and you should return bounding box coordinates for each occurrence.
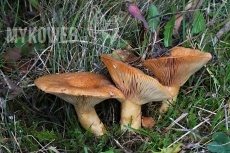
[101,54,172,129]
[34,72,125,136]
[143,46,212,113]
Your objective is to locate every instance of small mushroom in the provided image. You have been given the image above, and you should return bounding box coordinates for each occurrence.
[101,54,171,130]
[143,47,212,113]
[141,116,156,128]
[34,72,125,136]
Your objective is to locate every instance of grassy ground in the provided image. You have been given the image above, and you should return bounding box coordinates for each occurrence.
[0,0,230,152]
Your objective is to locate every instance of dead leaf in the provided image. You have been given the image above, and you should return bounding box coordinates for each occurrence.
[173,13,184,35]
[0,73,22,100]
[173,0,205,35]
[3,47,36,72]
[4,59,35,73]
[141,116,156,128]
[173,2,192,35]
[0,137,20,143]
[3,11,14,27]
[2,48,21,63]
[111,49,139,63]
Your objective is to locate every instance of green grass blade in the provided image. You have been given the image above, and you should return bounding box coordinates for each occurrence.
[163,16,175,47]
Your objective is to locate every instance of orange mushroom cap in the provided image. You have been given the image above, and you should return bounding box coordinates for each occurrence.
[143,46,212,86]
[34,72,125,108]
[141,116,156,128]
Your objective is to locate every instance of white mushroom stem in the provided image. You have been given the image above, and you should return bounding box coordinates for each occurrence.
[120,99,142,130]
[159,86,180,114]
[74,106,106,136]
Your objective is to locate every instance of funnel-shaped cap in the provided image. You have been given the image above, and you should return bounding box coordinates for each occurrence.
[101,54,172,105]
[143,47,212,86]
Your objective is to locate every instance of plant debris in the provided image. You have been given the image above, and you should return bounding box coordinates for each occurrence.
[0,70,22,101]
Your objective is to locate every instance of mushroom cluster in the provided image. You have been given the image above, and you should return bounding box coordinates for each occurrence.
[34,46,212,136]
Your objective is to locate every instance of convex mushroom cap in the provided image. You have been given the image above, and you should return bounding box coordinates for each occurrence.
[143,46,212,113]
[34,72,125,136]
[101,54,172,129]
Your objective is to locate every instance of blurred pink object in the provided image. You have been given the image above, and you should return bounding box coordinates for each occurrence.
[128,4,149,29]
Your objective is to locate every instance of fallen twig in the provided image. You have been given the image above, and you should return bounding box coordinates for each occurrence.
[167,118,209,148]
[162,113,188,134]
[114,138,133,153]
